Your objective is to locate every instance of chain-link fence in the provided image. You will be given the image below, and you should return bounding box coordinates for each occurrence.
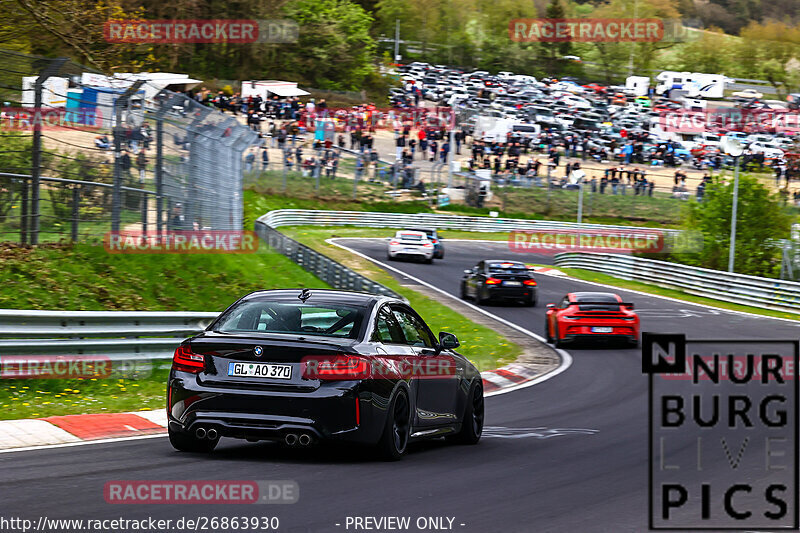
[0,49,258,244]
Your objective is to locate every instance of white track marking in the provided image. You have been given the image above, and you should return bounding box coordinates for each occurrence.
[0,433,167,454]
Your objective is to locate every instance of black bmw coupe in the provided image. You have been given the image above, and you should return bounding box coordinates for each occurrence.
[167,289,484,459]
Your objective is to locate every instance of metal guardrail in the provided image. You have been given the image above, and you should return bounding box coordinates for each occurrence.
[0,310,217,360]
[553,252,800,313]
[258,209,680,235]
[254,217,404,300]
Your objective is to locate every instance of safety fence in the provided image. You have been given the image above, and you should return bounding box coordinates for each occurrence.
[553,252,800,312]
[0,49,259,244]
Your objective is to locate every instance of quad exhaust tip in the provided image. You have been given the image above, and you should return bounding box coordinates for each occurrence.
[194,426,218,440]
[284,433,314,446]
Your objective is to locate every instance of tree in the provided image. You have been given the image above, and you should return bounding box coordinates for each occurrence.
[540,0,570,74]
[678,174,792,277]
[275,0,376,90]
[673,27,733,74]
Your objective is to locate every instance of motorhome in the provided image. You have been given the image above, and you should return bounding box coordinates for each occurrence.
[655,72,732,99]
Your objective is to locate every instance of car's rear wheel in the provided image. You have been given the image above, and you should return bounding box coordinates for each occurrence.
[459,282,468,300]
[449,383,483,445]
[476,289,488,306]
[425,256,433,264]
[377,389,411,461]
[169,427,219,453]
[554,324,565,348]
[524,294,536,307]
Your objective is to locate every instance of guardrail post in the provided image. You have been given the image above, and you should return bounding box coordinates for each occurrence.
[141,191,148,237]
[30,58,68,245]
[71,184,80,242]
[20,176,28,244]
[112,81,145,233]
[155,101,166,237]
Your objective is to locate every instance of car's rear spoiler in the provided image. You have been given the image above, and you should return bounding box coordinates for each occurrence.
[569,301,635,309]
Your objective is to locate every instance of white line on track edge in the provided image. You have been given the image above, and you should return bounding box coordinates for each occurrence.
[327,238,573,397]
[0,432,167,455]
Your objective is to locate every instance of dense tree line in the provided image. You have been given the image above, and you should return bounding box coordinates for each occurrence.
[0,0,799,93]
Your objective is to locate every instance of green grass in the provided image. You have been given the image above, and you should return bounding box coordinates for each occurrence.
[488,186,684,226]
[557,266,800,322]
[0,242,327,311]
[0,367,172,420]
[243,185,686,230]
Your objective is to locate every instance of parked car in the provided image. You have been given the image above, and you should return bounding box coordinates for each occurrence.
[732,88,763,100]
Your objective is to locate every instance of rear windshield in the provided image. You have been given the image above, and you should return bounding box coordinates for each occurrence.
[214,301,365,338]
[487,262,527,273]
[573,295,621,311]
[398,233,424,240]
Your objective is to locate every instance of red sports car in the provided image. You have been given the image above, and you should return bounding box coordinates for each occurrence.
[545,292,639,348]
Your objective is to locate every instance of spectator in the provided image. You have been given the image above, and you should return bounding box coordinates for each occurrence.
[95,134,110,150]
[136,149,147,183]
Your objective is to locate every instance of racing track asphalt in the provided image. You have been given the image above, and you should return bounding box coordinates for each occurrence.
[2,240,799,533]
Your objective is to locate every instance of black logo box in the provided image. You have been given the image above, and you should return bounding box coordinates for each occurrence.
[643,333,799,531]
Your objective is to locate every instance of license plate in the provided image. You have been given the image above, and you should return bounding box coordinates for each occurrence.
[591,327,613,333]
[503,281,522,286]
[405,248,416,252]
[228,362,292,379]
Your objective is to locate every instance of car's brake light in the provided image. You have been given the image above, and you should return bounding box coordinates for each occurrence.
[303,355,369,380]
[172,344,204,373]
[485,277,502,285]
[523,279,537,286]
[390,241,399,245]
[423,243,433,247]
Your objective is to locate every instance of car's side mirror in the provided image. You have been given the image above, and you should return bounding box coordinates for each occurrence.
[463,269,472,275]
[438,332,460,350]
[546,303,556,309]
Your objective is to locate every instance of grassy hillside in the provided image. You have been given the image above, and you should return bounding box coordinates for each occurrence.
[0,242,326,311]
